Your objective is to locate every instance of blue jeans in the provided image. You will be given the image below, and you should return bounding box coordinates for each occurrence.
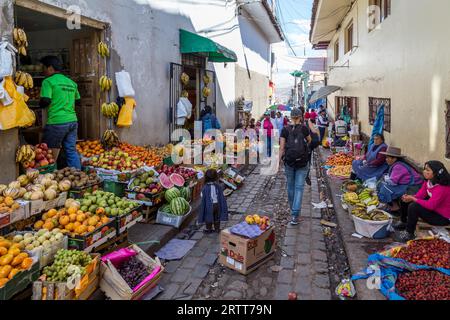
[285,164,309,217]
[44,122,81,169]
[267,136,272,157]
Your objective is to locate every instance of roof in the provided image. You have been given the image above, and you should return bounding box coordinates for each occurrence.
[261,0,284,41]
[301,57,327,72]
[309,0,320,43]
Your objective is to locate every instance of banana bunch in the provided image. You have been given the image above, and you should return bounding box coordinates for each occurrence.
[13,28,28,56]
[202,87,211,98]
[101,102,120,118]
[16,145,35,164]
[181,90,189,98]
[181,73,190,86]
[98,41,110,58]
[203,75,211,85]
[102,130,120,148]
[343,192,359,204]
[99,76,113,92]
[352,208,369,219]
[352,208,388,221]
[15,71,34,89]
[366,195,380,206]
[358,188,373,201]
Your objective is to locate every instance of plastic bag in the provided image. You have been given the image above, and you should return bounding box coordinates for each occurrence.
[115,70,135,97]
[0,41,16,78]
[364,177,377,190]
[117,97,136,128]
[0,76,36,130]
[101,247,137,267]
[335,279,356,299]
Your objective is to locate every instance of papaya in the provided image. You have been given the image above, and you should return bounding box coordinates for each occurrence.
[0,265,12,278]
[0,247,7,256]
[0,278,8,288]
[17,252,28,260]
[0,253,13,266]
[11,255,25,267]
[8,268,20,279]
[0,240,11,249]
[10,242,24,251]
[8,247,20,257]
[20,257,33,270]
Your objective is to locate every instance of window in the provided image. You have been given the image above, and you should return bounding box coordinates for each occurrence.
[336,96,359,121]
[334,39,339,62]
[369,97,391,132]
[345,22,353,53]
[446,101,450,158]
[369,0,391,31]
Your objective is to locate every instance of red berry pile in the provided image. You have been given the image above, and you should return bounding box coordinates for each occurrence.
[395,239,450,269]
[396,270,450,300]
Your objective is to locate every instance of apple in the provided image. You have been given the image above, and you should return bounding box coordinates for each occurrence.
[49,159,55,164]
[40,143,48,151]
[39,159,49,167]
[29,160,36,168]
[288,292,297,300]
[23,161,30,169]
[35,153,44,161]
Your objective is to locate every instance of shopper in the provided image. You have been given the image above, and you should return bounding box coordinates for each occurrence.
[201,105,221,134]
[317,109,329,143]
[261,111,276,157]
[39,56,81,170]
[305,117,321,186]
[350,134,388,182]
[377,147,423,212]
[198,169,228,234]
[280,108,312,225]
[275,111,285,133]
[309,108,318,121]
[394,161,450,242]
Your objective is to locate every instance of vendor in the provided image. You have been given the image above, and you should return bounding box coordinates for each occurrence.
[317,109,329,143]
[377,147,423,213]
[333,116,348,140]
[39,56,81,170]
[394,161,450,242]
[350,134,388,181]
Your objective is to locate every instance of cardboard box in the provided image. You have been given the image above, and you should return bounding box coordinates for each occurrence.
[219,226,276,275]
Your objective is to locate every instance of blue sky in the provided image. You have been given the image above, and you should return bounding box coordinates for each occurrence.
[272,0,327,102]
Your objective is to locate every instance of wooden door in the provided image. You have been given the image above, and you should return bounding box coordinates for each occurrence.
[71,31,104,140]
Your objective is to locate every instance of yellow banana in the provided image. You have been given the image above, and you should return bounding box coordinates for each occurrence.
[19,46,27,56]
[26,73,34,89]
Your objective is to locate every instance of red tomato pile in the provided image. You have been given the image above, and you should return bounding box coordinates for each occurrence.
[395,239,450,269]
[396,270,450,300]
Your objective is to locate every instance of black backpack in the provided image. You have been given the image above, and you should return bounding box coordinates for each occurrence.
[284,125,309,168]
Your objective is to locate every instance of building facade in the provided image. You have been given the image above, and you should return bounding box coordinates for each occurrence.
[310,0,450,166]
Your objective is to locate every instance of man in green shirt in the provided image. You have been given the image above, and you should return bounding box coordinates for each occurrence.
[39,56,81,169]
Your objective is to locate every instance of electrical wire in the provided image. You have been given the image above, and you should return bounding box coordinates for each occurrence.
[275,0,297,56]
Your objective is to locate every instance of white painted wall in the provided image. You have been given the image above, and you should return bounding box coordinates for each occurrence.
[29,0,274,143]
[324,0,450,166]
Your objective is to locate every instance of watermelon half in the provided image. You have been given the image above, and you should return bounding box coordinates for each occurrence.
[159,173,174,189]
[170,173,186,187]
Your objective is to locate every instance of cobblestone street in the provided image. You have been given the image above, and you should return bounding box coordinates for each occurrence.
[156,153,337,300]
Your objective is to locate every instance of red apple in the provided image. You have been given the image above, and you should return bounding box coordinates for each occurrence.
[39,143,48,151]
[39,159,49,167]
[49,159,55,164]
[23,161,30,169]
[35,153,44,161]
[29,160,36,168]
[288,292,297,300]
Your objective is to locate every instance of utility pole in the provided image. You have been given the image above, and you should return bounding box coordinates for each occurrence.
[294,76,298,108]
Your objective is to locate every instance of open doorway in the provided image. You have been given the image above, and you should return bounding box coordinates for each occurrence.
[14,4,106,145]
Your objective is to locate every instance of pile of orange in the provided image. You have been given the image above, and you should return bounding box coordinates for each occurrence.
[77,140,105,157]
[119,143,163,167]
[33,207,110,236]
[326,152,353,166]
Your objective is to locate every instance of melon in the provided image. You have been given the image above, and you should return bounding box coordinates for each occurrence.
[170,173,185,187]
[165,188,181,202]
[180,187,191,202]
[159,173,174,189]
[170,197,190,216]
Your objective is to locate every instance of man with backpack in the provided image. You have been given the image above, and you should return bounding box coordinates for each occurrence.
[280,108,312,225]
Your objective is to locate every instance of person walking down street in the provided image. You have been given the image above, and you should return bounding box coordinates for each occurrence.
[39,56,81,170]
[304,117,321,186]
[309,108,318,121]
[201,105,221,135]
[198,169,228,234]
[275,111,285,133]
[350,134,389,182]
[394,161,450,242]
[317,109,329,143]
[280,108,312,225]
[377,147,423,213]
[261,111,276,157]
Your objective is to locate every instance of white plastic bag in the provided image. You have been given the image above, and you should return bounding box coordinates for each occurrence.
[0,78,13,106]
[115,70,135,97]
[364,177,378,190]
[0,41,16,78]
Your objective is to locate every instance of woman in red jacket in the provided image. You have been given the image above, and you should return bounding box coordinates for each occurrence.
[394,161,450,242]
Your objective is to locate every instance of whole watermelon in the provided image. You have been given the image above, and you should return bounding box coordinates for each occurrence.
[170,197,190,216]
[161,204,172,214]
[165,187,181,202]
[180,187,191,202]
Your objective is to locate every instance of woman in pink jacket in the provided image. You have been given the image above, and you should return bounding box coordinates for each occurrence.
[394,161,450,242]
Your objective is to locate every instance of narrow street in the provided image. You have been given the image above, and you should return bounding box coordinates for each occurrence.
[156,150,349,300]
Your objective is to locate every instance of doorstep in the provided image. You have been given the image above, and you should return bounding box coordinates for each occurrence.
[318,148,387,300]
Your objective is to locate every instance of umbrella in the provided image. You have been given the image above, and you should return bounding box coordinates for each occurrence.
[369,104,385,147]
[278,105,291,111]
[309,86,341,103]
[268,105,278,111]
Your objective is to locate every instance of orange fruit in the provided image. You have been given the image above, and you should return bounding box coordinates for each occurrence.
[76,213,86,222]
[47,209,58,218]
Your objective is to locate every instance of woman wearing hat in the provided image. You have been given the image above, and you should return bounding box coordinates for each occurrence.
[377,147,423,213]
[350,134,388,182]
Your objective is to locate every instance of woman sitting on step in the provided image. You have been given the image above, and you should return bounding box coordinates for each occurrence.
[394,161,450,242]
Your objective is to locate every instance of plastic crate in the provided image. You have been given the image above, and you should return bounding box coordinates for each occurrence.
[0,256,40,300]
[156,206,192,229]
[103,181,127,197]
[68,181,103,199]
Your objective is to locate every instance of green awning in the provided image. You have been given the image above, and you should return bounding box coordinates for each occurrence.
[180,29,238,63]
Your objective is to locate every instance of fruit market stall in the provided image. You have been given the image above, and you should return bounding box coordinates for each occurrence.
[324,152,354,180]
[351,237,450,300]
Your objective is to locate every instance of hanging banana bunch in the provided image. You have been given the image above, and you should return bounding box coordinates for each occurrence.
[202,87,211,98]
[99,75,113,92]
[14,71,34,89]
[101,130,120,149]
[101,102,120,119]
[16,145,35,164]
[181,72,190,86]
[97,41,110,58]
[203,75,211,85]
[13,28,28,56]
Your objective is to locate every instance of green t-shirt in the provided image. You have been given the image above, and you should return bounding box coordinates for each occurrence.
[40,73,80,125]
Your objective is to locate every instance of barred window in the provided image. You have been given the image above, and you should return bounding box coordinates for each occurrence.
[335,96,359,121]
[446,101,450,158]
[369,97,391,132]
[369,0,391,32]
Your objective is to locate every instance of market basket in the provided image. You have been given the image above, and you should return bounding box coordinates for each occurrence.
[352,212,392,239]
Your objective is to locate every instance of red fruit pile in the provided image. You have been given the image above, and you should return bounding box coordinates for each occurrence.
[396,270,450,300]
[23,143,54,169]
[395,239,450,269]
[158,165,196,180]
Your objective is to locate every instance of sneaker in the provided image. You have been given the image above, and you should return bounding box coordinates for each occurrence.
[394,230,415,243]
[289,217,300,225]
[305,176,311,186]
[393,221,407,231]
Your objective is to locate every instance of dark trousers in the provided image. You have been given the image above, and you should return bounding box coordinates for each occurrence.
[400,202,450,233]
[206,203,221,232]
[319,126,326,143]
